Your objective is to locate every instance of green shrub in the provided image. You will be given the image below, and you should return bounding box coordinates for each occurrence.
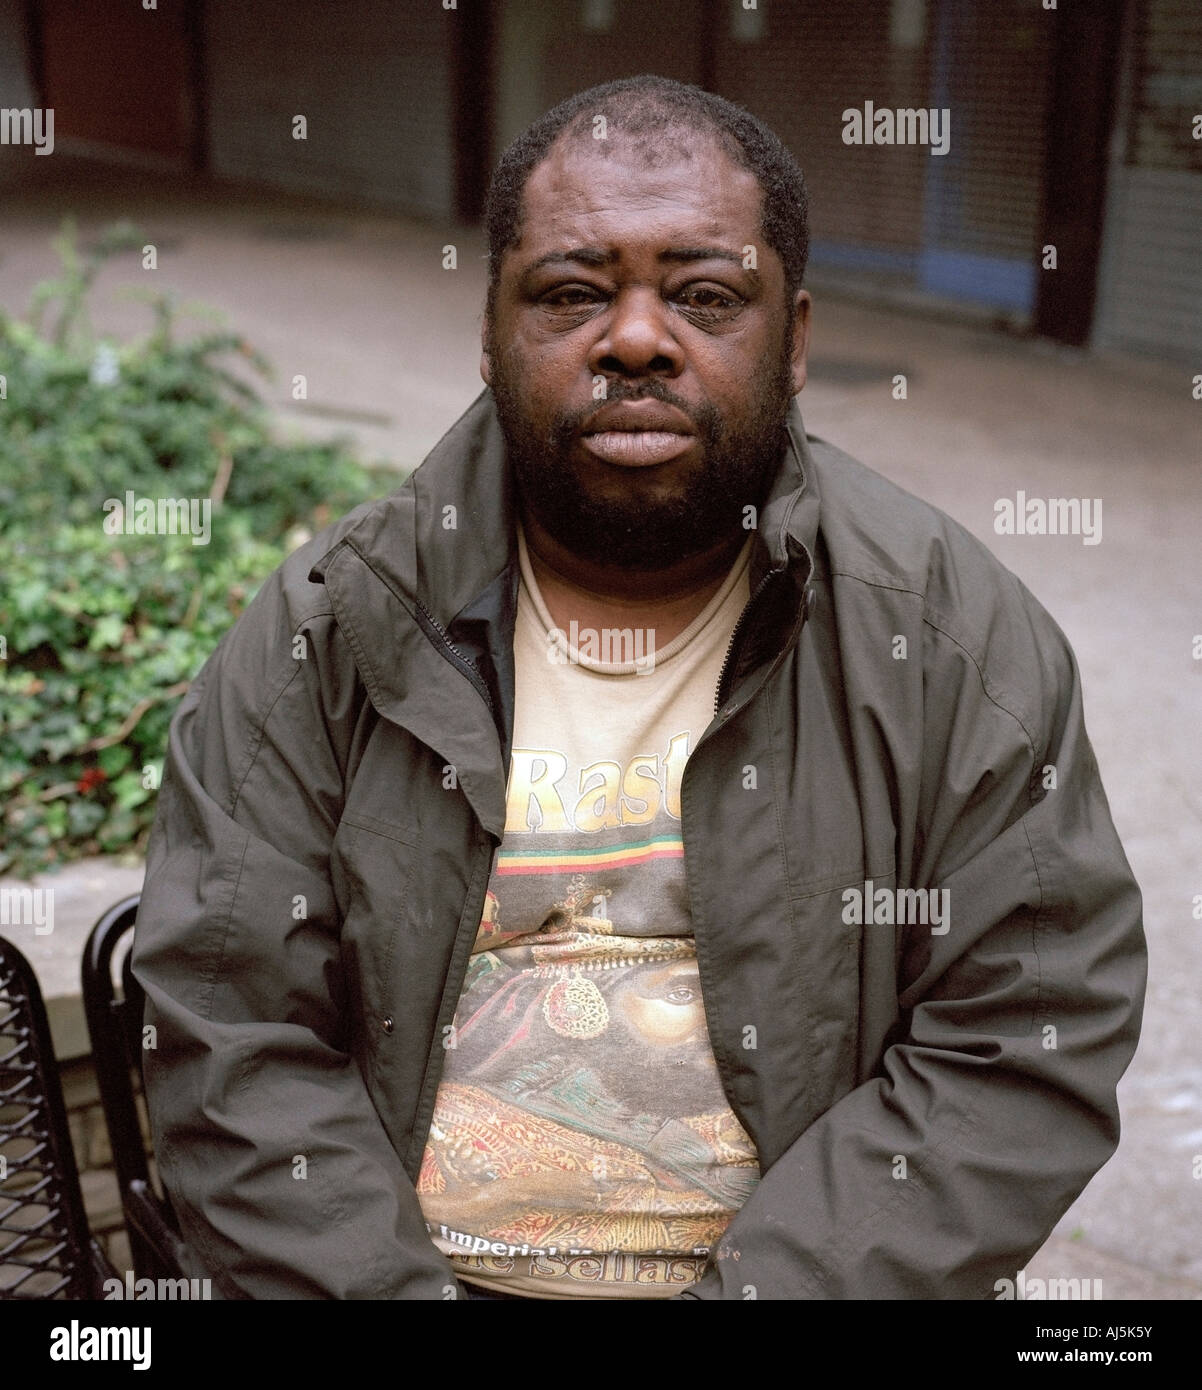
[0,221,388,876]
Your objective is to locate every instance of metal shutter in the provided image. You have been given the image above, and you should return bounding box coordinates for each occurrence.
[204,0,456,219]
[715,0,931,285]
[714,0,1053,318]
[918,0,1053,316]
[1094,0,1202,360]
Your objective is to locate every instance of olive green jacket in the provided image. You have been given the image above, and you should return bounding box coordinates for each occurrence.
[133,388,1146,1299]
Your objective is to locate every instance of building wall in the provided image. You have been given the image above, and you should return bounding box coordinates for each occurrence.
[204,0,456,218]
[714,0,931,270]
[1093,0,1202,360]
[716,0,1053,316]
[492,0,703,157]
[0,0,34,107]
[538,0,703,113]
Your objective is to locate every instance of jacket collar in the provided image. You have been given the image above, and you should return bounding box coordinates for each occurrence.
[309,387,821,836]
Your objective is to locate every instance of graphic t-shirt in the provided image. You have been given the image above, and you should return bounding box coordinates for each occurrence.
[416,527,758,1299]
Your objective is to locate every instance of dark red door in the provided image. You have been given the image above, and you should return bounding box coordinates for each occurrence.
[40,0,195,164]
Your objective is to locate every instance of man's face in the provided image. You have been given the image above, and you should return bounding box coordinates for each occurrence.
[483,131,811,572]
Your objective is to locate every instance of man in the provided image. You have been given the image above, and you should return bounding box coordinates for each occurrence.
[133,75,1146,1300]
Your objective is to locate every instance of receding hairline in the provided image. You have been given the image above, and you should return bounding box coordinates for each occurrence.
[484,75,810,321]
[510,117,757,238]
[488,127,776,326]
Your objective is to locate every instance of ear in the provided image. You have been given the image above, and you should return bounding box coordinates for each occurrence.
[480,315,493,387]
[788,289,812,396]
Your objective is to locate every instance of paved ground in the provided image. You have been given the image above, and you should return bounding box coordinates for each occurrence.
[2,153,1199,1299]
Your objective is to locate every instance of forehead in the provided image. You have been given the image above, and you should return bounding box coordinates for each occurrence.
[510,130,764,266]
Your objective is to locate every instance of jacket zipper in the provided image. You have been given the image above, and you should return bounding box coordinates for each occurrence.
[714,567,780,715]
[415,599,497,719]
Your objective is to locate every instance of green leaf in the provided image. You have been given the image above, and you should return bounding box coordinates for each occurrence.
[88,612,126,650]
[97,744,133,776]
[111,769,152,811]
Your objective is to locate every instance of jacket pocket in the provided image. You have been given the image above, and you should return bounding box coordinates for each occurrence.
[783,872,866,1125]
[332,812,423,1070]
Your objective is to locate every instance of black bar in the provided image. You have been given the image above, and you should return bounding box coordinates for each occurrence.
[452,0,495,222]
[1033,0,1126,347]
[184,0,210,174]
[22,0,45,106]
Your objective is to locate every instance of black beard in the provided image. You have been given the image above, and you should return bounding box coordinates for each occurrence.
[489,348,795,572]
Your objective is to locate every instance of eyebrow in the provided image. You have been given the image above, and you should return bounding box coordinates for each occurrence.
[523,245,759,279]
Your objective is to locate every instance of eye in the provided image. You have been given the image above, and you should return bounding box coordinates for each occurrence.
[665,985,697,1005]
[675,284,742,317]
[541,285,603,309]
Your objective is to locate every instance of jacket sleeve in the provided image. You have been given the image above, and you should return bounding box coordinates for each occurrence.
[132,556,456,1299]
[680,574,1147,1299]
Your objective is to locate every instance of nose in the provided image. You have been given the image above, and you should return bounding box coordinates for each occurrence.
[587,287,685,383]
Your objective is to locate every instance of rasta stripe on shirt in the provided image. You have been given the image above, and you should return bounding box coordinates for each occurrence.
[495,835,684,876]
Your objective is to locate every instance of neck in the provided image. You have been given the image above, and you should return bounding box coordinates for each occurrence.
[520,508,747,648]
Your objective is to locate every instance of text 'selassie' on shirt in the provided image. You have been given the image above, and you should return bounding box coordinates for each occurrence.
[416,525,759,1299]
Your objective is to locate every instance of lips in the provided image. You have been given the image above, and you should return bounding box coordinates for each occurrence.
[581,430,698,466]
[579,400,696,467]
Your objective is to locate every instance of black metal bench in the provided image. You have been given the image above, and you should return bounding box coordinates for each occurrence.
[0,932,113,1298]
[82,893,189,1284]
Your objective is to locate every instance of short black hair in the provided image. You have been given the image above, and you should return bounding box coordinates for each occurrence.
[483,75,809,318]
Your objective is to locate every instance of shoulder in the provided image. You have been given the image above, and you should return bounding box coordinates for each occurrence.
[221,476,418,658]
[188,493,403,728]
[805,435,1077,741]
[807,435,1010,616]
